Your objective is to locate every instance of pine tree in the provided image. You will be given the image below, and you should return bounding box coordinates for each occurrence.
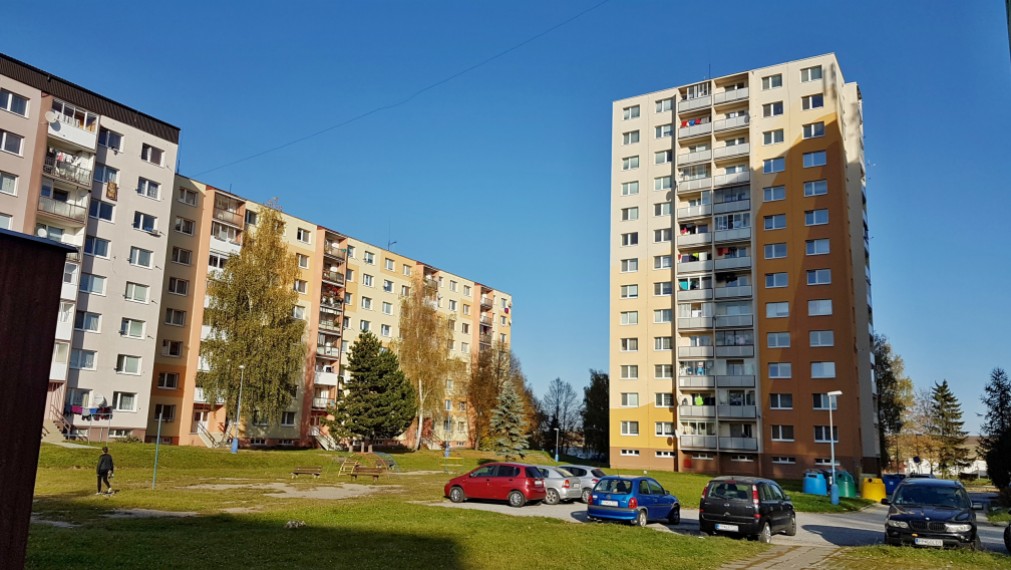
[582,370,609,461]
[928,380,970,475]
[468,342,521,449]
[326,331,416,445]
[873,334,914,469]
[490,379,528,460]
[980,368,1011,488]
[198,204,306,426]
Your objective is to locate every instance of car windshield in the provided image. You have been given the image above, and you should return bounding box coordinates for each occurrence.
[596,478,633,495]
[893,485,970,509]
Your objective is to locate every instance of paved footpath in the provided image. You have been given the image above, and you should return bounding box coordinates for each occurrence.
[719,545,841,569]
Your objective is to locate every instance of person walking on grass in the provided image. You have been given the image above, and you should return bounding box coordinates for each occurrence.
[96,446,114,495]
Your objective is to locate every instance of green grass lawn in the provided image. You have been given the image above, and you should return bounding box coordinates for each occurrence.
[28,443,767,569]
[829,545,1011,569]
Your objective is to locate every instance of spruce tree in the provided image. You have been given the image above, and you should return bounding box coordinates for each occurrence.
[326,331,416,445]
[928,380,970,475]
[198,204,306,426]
[490,379,528,460]
[582,370,610,461]
[980,368,1011,488]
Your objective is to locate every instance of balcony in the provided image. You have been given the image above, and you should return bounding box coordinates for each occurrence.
[60,275,78,301]
[323,243,347,261]
[316,344,341,357]
[318,319,341,333]
[718,405,757,419]
[714,199,750,215]
[714,171,750,187]
[480,296,494,310]
[322,270,345,285]
[713,143,750,160]
[679,404,715,418]
[314,370,339,386]
[677,345,714,358]
[677,203,711,219]
[320,296,343,311]
[55,311,73,341]
[37,195,88,223]
[716,375,756,388]
[312,397,335,409]
[677,177,713,193]
[715,344,755,358]
[713,115,750,133]
[678,121,712,139]
[719,436,758,451]
[678,96,711,113]
[50,357,68,382]
[480,315,492,326]
[47,113,97,150]
[715,314,753,328]
[676,232,711,247]
[678,375,715,389]
[677,316,713,330]
[680,434,717,449]
[714,256,751,271]
[677,288,712,301]
[676,260,713,274]
[43,155,93,188]
[714,227,752,243]
[677,149,711,165]
[213,208,243,227]
[713,88,749,106]
[715,285,752,299]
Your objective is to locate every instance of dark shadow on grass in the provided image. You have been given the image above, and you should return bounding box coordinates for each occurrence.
[28,496,463,569]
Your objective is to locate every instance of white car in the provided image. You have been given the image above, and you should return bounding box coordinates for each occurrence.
[558,464,608,503]
[536,466,583,505]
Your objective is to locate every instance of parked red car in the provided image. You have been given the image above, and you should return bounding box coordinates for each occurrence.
[444,462,546,507]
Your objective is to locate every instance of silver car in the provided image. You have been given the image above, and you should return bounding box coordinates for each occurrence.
[558,464,608,503]
[536,466,583,505]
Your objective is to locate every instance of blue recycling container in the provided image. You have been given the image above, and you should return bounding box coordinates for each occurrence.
[803,469,827,496]
[882,474,906,497]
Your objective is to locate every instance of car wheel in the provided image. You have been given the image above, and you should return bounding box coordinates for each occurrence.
[508,490,526,508]
[756,522,772,544]
[699,521,714,536]
[668,505,680,525]
[449,486,465,503]
[581,488,592,504]
[633,509,648,527]
[785,514,797,536]
[545,489,560,505]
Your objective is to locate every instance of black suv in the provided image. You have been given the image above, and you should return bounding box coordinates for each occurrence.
[699,476,796,543]
[883,478,980,549]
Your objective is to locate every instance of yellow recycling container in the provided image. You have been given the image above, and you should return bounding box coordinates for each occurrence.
[861,476,886,503]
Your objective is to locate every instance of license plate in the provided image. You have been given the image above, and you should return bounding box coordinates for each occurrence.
[715,523,739,532]
[914,538,943,547]
[600,500,618,506]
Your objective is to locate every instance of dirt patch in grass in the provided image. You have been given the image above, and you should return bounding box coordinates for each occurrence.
[31,516,80,528]
[103,509,199,519]
[183,482,394,500]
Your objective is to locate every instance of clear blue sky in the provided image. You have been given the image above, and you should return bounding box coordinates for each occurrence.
[8,1,1009,431]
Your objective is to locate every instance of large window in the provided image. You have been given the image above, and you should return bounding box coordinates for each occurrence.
[89,199,115,222]
[763,157,785,173]
[764,243,786,259]
[805,209,829,226]
[0,129,23,155]
[0,171,17,195]
[620,421,639,436]
[116,355,141,375]
[141,143,164,165]
[124,282,150,303]
[766,302,789,318]
[764,214,786,230]
[0,89,29,116]
[802,94,825,110]
[807,269,832,285]
[803,151,827,168]
[113,391,137,411]
[128,247,153,268]
[808,299,833,316]
[804,179,828,196]
[137,177,160,199]
[768,362,792,379]
[70,349,96,370]
[811,362,836,378]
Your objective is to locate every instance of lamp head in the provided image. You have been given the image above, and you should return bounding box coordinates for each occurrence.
[827,390,842,397]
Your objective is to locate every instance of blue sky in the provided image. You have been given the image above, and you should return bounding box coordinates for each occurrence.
[8,1,1009,431]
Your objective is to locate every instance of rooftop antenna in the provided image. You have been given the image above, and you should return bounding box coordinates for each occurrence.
[387,221,396,250]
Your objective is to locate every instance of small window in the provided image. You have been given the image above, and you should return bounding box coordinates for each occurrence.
[622,130,640,145]
[297,253,310,269]
[113,391,137,411]
[281,412,297,426]
[811,361,836,378]
[128,247,153,268]
[802,94,825,110]
[622,156,640,170]
[762,101,784,117]
[621,207,639,221]
[764,214,786,230]
[120,318,144,338]
[808,299,833,316]
[296,228,311,243]
[810,330,834,347]
[161,340,183,357]
[803,122,825,139]
[167,277,189,296]
[620,258,638,272]
[294,279,308,294]
[765,273,787,288]
[0,171,17,196]
[766,302,789,318]
[178,187,198,205]
[165,308,186,326]
[621,181,640,196]
[621,338,639,352]
[763,185,785,202]
[763,157,785,173]
[768,362,792,379]
[620,365,638,379]
[89,200,115,222]
[137,178,160,199]
[763,129,784,145]
[804,179,828,196]
[803,151,827,168]
[771,425,795,441]
[623,105,640,120]
[806,238,830,255]
[763,243,786,259]
[157,372,179,389]
[620,284,638,299]
[116,355,142,375]
[621,233,638,246]
[133,212,157,233]
[84,236,111,257]
[0,89,29,116]
[805,209,829,226]
[800,66,823,82]
[761,74,783,90]
[97,128,123,150]
[655,124,673,138]
[620,311,638,325]
[770,393,793,409]
[245,210,258,225]
[655,150,672,164]
[655,98,673,113]
[141,144,164,165]
[74,311,101,332]
[620,393,639,407]
[620,421,639,436]
[767,332,790,348]
[0,129,24,155]
[807,269,832,285]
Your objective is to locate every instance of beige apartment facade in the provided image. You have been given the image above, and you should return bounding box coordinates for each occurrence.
[609,54,877,478]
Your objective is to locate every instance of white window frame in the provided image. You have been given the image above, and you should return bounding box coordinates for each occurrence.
[803,150,827,168]
[805,209,829,226]
[811,361,836,379]
[807,269,832,285]
[620,421,639,436]
[766,302,789,318]
[767,332,790,348]
[810,330,834,347]
[768,362,792,379]
[804,179,828,197]
[808,299,833,316]
[116,354,142,375]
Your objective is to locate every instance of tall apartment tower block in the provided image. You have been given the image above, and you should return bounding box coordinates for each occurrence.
[0,52,511,448]
[608,54,877,478]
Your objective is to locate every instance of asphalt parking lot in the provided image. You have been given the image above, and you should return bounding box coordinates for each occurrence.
[432,498,1008,553]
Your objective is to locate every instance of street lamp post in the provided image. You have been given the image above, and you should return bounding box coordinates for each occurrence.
[828,390,843,506]
[553,427,560,462]
[230,364,245,454]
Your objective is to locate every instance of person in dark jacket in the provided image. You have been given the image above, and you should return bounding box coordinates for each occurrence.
[96,446,114,495]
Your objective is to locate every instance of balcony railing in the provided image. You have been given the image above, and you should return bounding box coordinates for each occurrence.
[679,122,713,139]
[37,195,87,223]
[314,370,339,386]
[715,344,755,358]
[480,296,493,309]
[322,270,345,285]
[716,375,755,388]
[717,405,757,419]
[677,288,712,301]
[714,227,752,243]
[316,344,340,357]
[714,171,750,187]
[678,375,715,389]
[677,204,711,219]
[312,397,335,409]
[679,404,715,418]
[680,434,717,449]
[677,177,713,193]
[678,95,711,113]
[677,345,713,358]
[713,143,750,160]
[320,296,343,310]
[323,244,347,260]
[715,314,753,328]
[676,260,713,273]
[480,315,492,326]
[677,149,711,165]
[713,88,749,105]
[318,319,341,332]
[479,332,492,345]
[213,208,243,226]
[677,316,713,330]
[713,115,750,132]
[719,436,758,451]
[714,285,752,299]
[714,199,750,215]
[43,155,92,188]
[676,233,711,247]
[714,256,751,270]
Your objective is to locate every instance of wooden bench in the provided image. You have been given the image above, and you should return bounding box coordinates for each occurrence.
[291,466,323,479]
[350,465,384,482]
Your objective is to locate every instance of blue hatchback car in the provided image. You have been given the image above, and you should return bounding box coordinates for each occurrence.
[586,476,680,526]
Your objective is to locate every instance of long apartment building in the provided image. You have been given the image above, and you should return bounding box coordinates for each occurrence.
[0,52,512,447]
[0,53,180,441]
[609,54,877,478]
